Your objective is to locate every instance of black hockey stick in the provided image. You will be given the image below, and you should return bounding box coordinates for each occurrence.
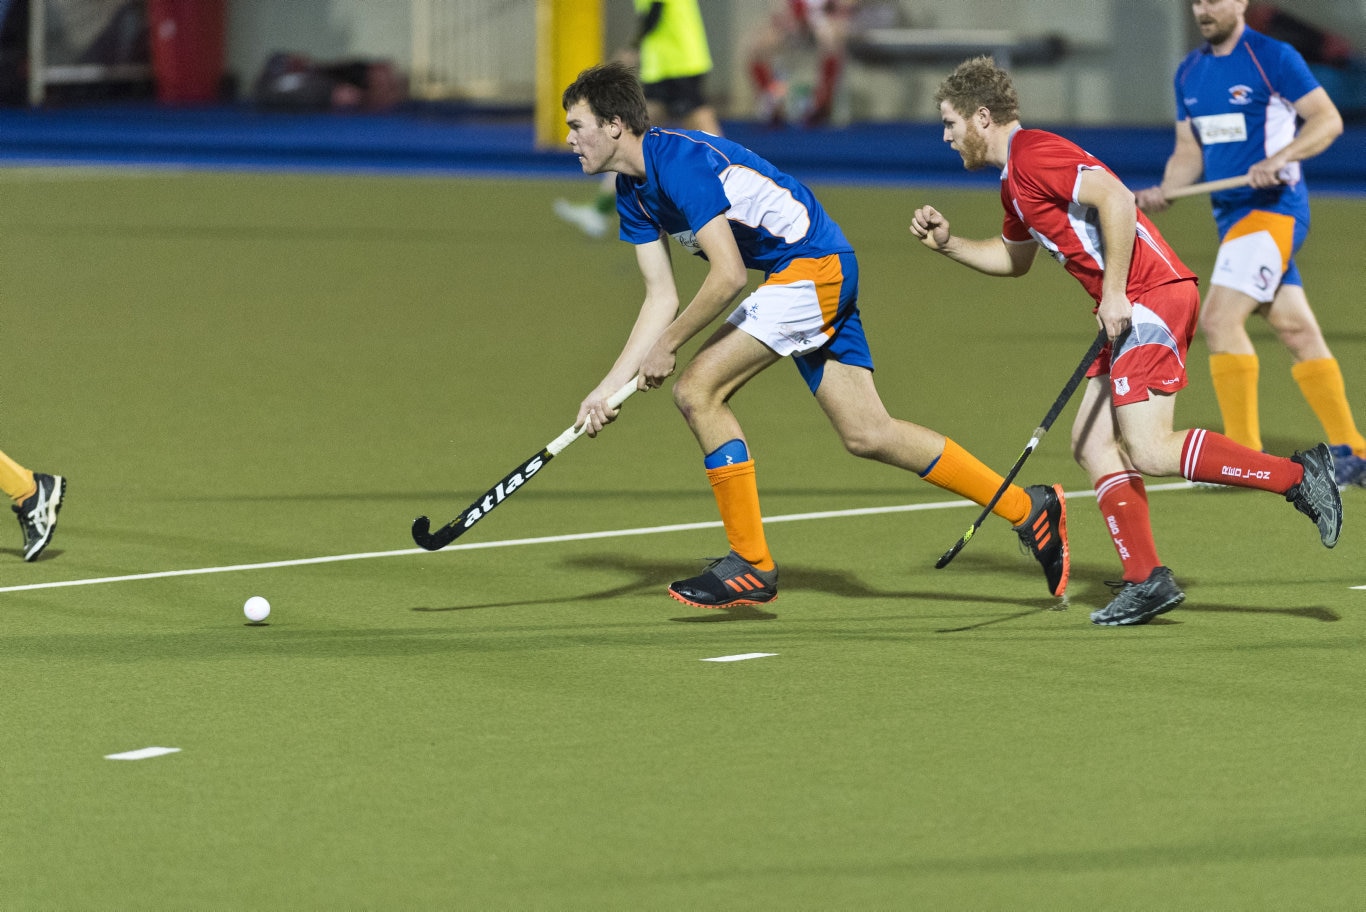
[412,379,639,551]
[935,329,1108,569]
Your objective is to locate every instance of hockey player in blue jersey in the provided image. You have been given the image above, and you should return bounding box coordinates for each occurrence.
[562,62,1071,609]
[1136,0,1366,488]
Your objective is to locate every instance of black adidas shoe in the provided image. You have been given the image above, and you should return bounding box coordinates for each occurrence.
[669,551,778,608]
[1014,483,1069,597]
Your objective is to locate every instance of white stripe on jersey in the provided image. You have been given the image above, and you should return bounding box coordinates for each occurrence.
[719,164,812,244]
[1264,94,1302,184]
[1020,166,1106,270]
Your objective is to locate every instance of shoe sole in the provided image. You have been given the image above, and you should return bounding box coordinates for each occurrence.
[667,587,778,610]
[23,476,65,562]
[1049,482,1070,598]
[1091,591,1185,627]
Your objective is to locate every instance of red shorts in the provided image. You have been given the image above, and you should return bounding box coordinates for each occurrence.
[1086,279,1199,406]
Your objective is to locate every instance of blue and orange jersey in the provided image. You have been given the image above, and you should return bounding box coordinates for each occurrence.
[1174,26,1319,228]
[615,127,853,275]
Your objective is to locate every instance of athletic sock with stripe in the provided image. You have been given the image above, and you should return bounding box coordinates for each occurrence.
[1095,471,1161,584]
[1179,428,1301,493]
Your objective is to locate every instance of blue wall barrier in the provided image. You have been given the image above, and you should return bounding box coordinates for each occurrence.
[0,104,1362,193]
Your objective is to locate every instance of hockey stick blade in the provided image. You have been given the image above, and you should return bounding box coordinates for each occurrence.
[411,378,639,551]
[412,447,558,550]
[934,330,1108,570]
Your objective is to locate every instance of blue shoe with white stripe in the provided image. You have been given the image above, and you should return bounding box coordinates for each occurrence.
[1328,444,1366,489]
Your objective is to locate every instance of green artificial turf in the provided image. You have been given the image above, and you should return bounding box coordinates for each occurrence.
[0,168,1361,908]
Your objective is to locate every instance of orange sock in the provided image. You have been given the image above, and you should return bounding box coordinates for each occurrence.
[1209,353,1262,451]
[921,437,1031,526]
[0,449,36,504]
[706,459,774,571]
[1292,357,1366,454]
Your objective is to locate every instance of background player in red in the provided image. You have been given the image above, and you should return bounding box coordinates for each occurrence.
[747,0,858,127]
[910,56,1341,626]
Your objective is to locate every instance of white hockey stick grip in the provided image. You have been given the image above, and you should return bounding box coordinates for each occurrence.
[548,378,640,455]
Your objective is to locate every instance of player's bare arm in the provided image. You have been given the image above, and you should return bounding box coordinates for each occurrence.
[638,214,747,388]
[1136,119,1204,212]
[1250,87,1343,187]
[1077,168,1139,340]
[577,236,678,436]
[910,204,1034,276]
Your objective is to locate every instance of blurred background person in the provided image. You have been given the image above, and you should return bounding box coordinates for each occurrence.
[555,0,721,239]
[747,0,859,127]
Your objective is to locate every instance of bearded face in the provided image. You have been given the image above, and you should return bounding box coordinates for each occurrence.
[1192,0,1244,47]
[956,119,990,170]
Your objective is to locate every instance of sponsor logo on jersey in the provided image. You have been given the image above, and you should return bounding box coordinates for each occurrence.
[670,229,703,255]
[1193,112,1248,144]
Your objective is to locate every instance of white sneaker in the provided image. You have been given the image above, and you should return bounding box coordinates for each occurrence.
[553,199,609,239]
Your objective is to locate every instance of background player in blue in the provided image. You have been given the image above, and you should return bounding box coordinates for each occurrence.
[562,62,1070,609]
[1135,0,1366,488]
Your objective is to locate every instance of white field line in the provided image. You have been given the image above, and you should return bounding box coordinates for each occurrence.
[0,481,1199,595]
[703,653,777,662]
[105,747,181,761]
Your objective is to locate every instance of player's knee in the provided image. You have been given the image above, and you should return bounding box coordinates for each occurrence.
[837,424,887,461]
[671,377,697,419]
[1123,439,1178,477]
[671,374,722,426]
[1198,305,1237,336]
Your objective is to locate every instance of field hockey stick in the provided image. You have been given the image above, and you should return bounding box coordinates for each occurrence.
[1161,174,1251,200]
[411,378,639,551]
[934,329,1108,570]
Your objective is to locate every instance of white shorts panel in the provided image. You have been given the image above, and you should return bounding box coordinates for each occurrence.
[1211,230,1283,304]
[726,279,832,357]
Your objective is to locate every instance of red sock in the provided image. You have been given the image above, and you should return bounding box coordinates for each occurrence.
[750,60,778,92]
[1095,472,1162,584]
[1179,429,1303,493]
[811,54,843,111]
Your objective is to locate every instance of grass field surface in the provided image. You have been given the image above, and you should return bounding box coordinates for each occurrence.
[1,169,1362,908]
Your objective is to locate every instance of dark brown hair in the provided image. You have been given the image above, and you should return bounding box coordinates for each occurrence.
[561,62,650,135]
